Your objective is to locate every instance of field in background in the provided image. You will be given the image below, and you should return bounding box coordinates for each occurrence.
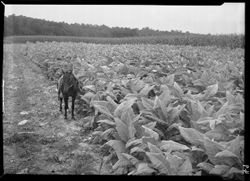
[4,34,244,49]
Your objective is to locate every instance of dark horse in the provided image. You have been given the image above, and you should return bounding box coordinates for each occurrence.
[57,70,82,120]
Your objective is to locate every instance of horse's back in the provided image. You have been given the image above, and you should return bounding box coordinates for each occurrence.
[60,73,79,97]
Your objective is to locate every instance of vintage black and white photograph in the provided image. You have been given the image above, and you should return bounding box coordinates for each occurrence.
[3,3,245,178]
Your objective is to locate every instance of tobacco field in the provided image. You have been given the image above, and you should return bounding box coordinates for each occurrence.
[3,42,245,179]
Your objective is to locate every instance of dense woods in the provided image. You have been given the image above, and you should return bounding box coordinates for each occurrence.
[4,15,186,37]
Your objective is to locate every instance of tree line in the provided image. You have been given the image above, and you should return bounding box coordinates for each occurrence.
[4,14,199,37]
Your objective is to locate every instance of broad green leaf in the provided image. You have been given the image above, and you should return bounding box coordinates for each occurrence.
[205,123,233,142]
[144,121,156,130]
[125,138,142,149]
[141,97,154,110]
[165,152,184,174]
[97,119,116,126]
[209,165,230,176]
[204,137,225,165]
[227,136,244,161]
[224,167,244,180]
[122,153,140,165]
[239,112,244,129]
[92,101,114,118]
[142,125,159,140]
[160,140,190,152]
[214,101,229,118]
[141,136,158,146]
[133,163,156,175]
[101,128,115,140]
[165,74,175,86]
[203,82,218,99]
[139,84,155,97]
[121,107,135,126]
[173,82,184,98]
[80,92,95,104]
[115,117,129,142]
[215,150,242,168]
[153,96,161,109]
[130,146,146,154]
[106,95,118,111]
[197,162,214,174]
[146,152,171,174]
[120,107,136,139]
[226,90,235,105]
[114,98,136,118]
[178,158,193,175]
[179,126,205,147]
[105,140,126,160]
[112,156,131,170]
[147,142,163,154]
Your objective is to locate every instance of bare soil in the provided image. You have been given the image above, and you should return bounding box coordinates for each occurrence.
[3,44,110,175]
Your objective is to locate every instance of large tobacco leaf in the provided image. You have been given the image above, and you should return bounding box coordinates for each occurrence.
[160,140,190,152]
[146,152,172,175]
[105,140,127,160]
[203,137,225,165]
[115,117,130,142]
[179,126,205,147]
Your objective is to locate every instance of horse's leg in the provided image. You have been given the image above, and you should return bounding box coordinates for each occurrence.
[59,97,63,112]
[71,95,76,120]
[64,96,69,119]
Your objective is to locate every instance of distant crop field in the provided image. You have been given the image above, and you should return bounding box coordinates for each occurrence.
[4,34,244,48]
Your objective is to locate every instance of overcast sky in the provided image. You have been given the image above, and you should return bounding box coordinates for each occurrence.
[4,3,245,34]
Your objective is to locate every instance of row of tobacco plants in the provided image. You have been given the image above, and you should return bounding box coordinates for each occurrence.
[20,42,244,178]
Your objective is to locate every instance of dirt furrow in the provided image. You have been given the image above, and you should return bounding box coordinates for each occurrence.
[3,44,108,175]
